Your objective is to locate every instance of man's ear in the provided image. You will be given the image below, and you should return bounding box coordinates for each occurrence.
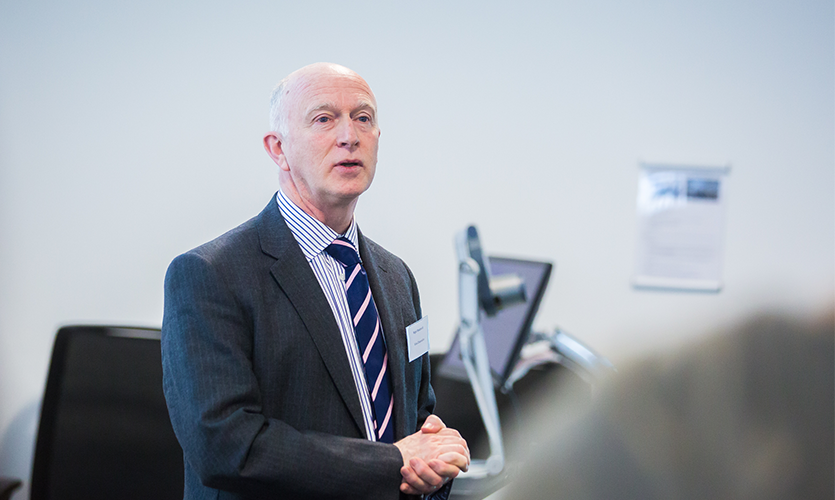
[263,132,290,171]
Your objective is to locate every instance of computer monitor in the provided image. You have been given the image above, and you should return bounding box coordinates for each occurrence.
[438,256,552,387]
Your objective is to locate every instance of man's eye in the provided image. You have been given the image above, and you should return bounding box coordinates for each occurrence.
[357,116,370,123]
[316,116,330,123]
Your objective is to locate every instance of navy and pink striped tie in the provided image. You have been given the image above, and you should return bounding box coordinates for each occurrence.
[325,237,394,443]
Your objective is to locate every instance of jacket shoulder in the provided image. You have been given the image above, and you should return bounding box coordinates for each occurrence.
[187,215,260,263]
[174,197,281,267]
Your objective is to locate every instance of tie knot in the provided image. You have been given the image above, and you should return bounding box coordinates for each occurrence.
[325,237,361,267]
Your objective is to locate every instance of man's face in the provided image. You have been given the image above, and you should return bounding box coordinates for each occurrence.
[277,68,380,214]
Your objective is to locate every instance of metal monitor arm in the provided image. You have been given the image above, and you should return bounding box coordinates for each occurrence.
[456,255,505,477]
[454,227,525,478]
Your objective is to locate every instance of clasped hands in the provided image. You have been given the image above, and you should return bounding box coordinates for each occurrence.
[394,415,470,495]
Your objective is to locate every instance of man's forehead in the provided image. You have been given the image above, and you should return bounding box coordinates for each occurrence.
[289,75,376,114]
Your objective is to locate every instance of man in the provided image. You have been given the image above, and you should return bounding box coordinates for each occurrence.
[161,62,469,499]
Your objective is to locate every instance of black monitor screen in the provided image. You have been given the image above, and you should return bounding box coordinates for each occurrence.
[438,256,552,386]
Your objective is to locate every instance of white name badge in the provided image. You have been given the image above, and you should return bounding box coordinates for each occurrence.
[406,316,429,362]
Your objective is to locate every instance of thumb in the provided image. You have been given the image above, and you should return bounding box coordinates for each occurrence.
[421,414,445,433]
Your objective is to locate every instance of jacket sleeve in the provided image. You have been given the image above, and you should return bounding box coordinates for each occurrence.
[161,251,407,499]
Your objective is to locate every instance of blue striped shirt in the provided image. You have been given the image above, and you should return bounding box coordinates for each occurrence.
[275,190,379,442]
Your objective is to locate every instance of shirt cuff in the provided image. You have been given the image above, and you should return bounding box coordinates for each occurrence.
[425,479,453,500]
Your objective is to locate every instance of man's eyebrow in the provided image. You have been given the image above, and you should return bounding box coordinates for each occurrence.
[351,101,377,121]
[304,101,377,118]
[354,101,377,114]
[305,102,338,116]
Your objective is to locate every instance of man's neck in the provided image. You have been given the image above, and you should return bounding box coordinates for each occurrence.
[279,187,356,234]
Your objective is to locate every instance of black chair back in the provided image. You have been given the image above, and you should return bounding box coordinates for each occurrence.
[31,326,183,500]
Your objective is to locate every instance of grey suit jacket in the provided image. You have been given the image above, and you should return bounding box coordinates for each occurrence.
[161,196,435,499]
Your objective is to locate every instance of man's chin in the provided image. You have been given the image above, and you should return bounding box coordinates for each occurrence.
[330,179,374,201]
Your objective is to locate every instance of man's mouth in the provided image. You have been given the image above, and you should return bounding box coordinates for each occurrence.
[337,160,362,168]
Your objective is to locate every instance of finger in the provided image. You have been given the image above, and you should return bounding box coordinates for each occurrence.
[427,458,462,478]
[425,442,468,459]
[438,432,469,461]
[401,479,442,497]
[434,427,462,438]
[400,465,431,493]
[437,451,469,471]
[400,483,421,495]
[401,463,443,496]
[399,476,422,496]
[454,438,470,462]
[410,457,446,489]
[424,439,470,461]
[421,414,446,433]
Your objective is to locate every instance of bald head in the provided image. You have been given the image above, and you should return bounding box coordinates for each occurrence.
[269,63,377,138]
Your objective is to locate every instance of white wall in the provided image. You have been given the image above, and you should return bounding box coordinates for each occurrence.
[1,0,832,495]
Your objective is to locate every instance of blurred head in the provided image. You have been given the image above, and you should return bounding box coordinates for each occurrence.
[511,310,834,500]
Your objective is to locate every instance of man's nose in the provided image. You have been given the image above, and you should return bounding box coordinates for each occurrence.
[336,119,360,148]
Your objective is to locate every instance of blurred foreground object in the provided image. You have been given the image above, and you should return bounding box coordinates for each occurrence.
[512,310,834,500]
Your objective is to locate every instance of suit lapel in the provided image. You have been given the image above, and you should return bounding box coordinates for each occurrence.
[255,199,367,436]
[359,230,411,440]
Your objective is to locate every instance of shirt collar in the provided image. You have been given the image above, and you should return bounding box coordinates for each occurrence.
[275,190,359,262]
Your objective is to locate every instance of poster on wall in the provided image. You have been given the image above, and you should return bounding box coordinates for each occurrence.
[632,162,731,292]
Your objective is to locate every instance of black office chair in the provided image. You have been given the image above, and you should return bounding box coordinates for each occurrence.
[24,325,183,500]
[0,478,21,500]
